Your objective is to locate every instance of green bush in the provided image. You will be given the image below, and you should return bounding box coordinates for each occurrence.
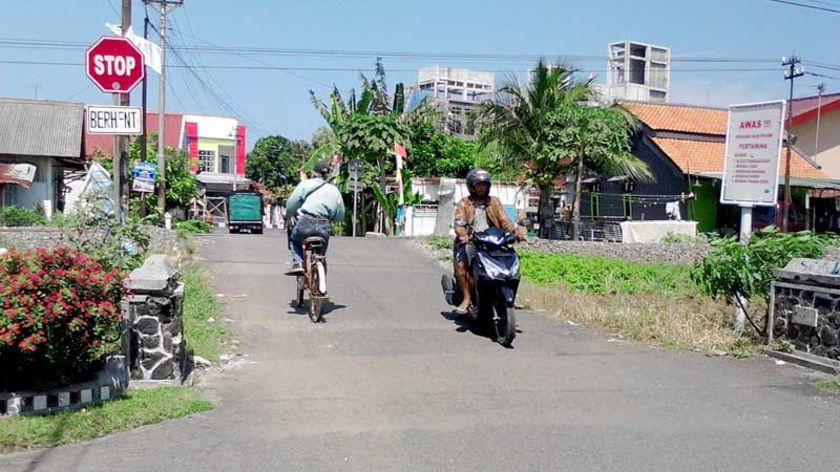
[0,206,46,227]
[691,227,830,302]
[519,252,692,295]
[661,232,707,244]
[176,219,213,236]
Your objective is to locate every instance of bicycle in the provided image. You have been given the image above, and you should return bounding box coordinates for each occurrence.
[296,235,329,323]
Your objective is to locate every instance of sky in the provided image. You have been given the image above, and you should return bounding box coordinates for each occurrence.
[1,0,839,148]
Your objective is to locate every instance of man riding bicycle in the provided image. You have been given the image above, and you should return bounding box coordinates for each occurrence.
[284,161,345,276]
[452,168,524,314]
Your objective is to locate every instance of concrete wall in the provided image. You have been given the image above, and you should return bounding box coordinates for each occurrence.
[793,110,840,179]
[404,179,530,237]
[411,179,528,210]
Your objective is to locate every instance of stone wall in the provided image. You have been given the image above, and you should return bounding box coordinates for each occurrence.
[418,237,840,266]
[125,255,188,383]
[521,239,712,265]
[773,283,840,360]
[523,240,840,265]
[0,226,183,258]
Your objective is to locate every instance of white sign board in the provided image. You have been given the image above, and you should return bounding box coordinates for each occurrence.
[86,105,142,135]
[720,101,786,206]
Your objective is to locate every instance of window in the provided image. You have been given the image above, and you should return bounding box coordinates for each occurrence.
[198,150,215,173]
[649,90,667,101]
[220,154,231,174]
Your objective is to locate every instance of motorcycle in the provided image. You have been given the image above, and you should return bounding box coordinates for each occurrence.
[441,227,520,347]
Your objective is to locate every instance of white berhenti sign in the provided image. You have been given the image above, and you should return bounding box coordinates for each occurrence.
[721,101,786,206]
[86,105,142,135]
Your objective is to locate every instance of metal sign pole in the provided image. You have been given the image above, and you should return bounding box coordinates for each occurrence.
[353,181,358,238]
[734,204,753,333]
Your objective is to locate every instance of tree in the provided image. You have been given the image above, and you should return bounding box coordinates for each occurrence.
[478,60,650,238]
[342,114,411,235]
[550,102,652,239]
[408,121,475,178]
[309,59,439,235]
[245,135,311,193]
[128,134,200,213]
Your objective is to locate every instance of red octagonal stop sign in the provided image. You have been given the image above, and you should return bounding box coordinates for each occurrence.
[86,36,145,94]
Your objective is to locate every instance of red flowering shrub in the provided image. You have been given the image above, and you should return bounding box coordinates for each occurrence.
[0,247,126,390]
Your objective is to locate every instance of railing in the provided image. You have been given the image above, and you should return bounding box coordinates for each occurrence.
[548,217,624,242]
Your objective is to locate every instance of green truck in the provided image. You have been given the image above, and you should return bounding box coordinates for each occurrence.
[227,191,264,234]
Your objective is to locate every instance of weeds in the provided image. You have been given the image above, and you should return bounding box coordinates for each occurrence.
[814,375,840,394]
[182,263,229,362]
[521,283,759,353]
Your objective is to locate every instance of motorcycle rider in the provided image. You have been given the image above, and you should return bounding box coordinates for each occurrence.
[452,168,524,314]
[284,161,345,276]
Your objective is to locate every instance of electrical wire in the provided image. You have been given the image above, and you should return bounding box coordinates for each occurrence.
[766,0,840,13]
[0,37,782,64]
[0,59,785,75]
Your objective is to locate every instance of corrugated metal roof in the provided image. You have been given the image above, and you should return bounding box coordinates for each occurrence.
[0,97,84,158]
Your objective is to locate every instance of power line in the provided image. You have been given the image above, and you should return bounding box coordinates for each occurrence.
[0,37,782,64]
[0,59,784,74]
[162,24,273,135]
[170,24,333,89]
[766,0,840,13]
[808,71,840,80]
[105,0,120,17]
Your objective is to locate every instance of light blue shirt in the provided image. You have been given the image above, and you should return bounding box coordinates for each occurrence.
[284,178,346,222]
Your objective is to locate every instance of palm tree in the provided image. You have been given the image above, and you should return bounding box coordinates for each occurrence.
[478,60,651,238]
[477,61,592,237]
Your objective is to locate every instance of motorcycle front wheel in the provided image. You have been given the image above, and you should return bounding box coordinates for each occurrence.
[493,297,516,347]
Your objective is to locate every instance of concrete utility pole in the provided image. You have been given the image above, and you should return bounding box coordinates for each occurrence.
[815,83,826,155]
[114,0,132,222]
[144,0,183,217]
[782,54,804,232]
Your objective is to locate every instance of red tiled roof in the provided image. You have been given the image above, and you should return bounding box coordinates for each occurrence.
[85,112,183,157]
[651,137,828,180]
[790,92,840,126]
[621,101,728,135]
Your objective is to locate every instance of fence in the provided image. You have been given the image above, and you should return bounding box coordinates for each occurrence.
[548,217,624,242]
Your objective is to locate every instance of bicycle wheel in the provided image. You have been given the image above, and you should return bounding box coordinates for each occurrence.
[308,260,325,323]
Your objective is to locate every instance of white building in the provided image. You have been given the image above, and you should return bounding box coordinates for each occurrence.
[595,40,670,104]
[407,67,495,138]
[403,177,531,237]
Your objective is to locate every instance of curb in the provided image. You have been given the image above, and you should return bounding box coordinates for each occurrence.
[765,349,840,375]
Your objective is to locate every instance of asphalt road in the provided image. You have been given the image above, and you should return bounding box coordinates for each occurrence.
[3,232,840,472]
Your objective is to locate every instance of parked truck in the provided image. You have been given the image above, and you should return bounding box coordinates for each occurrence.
[227,191,263,234]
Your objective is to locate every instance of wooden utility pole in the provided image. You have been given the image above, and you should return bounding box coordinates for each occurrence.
[114,0,132,222]
[781,54,804,232]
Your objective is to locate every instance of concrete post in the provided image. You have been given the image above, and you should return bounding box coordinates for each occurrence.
[125,255,187,382]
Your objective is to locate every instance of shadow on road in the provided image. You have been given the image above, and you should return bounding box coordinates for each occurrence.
[286,299,347,322]
[439,310,495,341]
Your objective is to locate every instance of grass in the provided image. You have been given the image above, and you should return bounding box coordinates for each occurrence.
[519,252,694,296]
[520,283,760,353]
[814,375,840,394]
[182,262,230,362]
[0,387,213,452]
[426,235,453,252]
